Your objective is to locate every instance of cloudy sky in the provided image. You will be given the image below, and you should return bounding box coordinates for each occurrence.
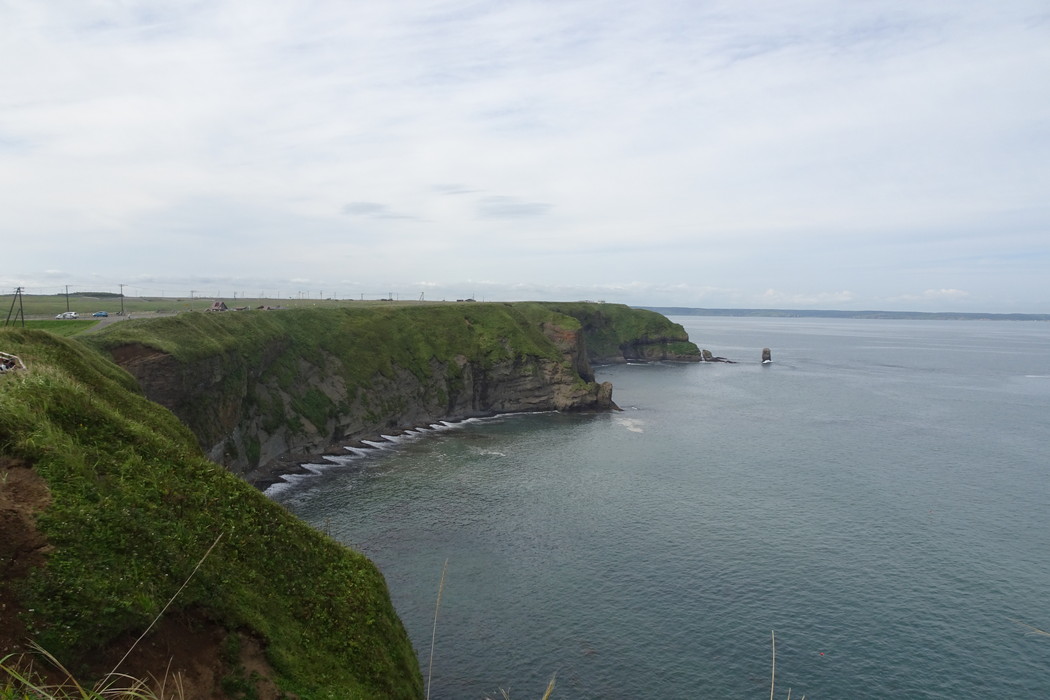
[2,1,1048,311]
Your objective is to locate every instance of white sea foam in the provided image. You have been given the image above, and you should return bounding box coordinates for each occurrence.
[616,416,645,433]
[268,413,542,493]
[262,480,293,497]
[262,463,328,496]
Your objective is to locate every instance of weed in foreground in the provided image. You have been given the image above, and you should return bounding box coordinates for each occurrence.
[769,631,805,700]
[0,534,222,700]
[1,643,184,699]
[484,673,556,700]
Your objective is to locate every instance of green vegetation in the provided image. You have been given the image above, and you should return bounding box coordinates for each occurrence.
[1,294,201,319]
[2,643,185,699]
[0,293,453,323]
[530,302,700,360]
[84,304,564,379]
[80,304,583,462]
[0,320,100,337]
[0,301,699,697]
[0,328,422,698]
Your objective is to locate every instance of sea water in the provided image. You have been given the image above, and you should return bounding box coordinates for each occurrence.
[270,317,1050,698]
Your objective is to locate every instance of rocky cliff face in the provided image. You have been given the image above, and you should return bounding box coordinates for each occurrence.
[101,305,617,480]
[535,302,702,364]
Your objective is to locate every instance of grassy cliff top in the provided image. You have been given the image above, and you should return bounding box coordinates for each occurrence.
[0,301,694,697]
[0,327,422,698]
[81,303,571,381]
[529,302,698,359]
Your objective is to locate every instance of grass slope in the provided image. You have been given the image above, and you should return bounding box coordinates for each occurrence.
[0,328,422,699]
[84,303,566,378]
[530,302,699,359]
[80,304,580,460]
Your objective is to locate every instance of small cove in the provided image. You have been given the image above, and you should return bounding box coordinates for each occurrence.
[272,317,1050,698]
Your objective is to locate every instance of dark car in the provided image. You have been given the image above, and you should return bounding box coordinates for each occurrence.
[92,311,109,317]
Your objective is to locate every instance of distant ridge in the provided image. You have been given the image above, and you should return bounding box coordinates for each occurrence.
[640,307,1050,321]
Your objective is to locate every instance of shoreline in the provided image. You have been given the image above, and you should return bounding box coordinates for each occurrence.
[248,408,583,493]
[246,415,504,491]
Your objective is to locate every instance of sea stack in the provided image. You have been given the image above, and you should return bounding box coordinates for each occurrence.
[762,348,772,364]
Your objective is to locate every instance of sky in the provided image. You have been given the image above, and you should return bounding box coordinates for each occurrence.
[2,1,1048,312]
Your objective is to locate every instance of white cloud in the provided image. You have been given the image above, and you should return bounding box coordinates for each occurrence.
[760,289,857,307]
[923,288,970,300]
[1,0,1048,311]
[889,288,972,304]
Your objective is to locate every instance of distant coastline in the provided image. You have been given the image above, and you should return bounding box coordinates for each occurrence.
[641,307,1050,321]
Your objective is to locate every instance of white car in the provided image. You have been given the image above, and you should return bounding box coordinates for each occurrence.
[55,311,79,319]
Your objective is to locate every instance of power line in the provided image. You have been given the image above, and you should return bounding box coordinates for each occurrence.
[4,287,26,327]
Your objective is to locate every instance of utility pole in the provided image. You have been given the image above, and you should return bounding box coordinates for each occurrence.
[119,284,126,316]
[4,287,26,327]
[65,285,70,312]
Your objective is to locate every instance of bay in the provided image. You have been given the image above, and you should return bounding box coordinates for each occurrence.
[271,317,1050,698]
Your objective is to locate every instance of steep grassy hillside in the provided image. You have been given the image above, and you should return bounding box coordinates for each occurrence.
[0,329,422,699]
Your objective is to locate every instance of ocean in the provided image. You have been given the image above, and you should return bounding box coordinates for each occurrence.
[270,317,1050,698]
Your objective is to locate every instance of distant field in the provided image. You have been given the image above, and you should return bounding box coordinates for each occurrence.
[1,293,449,324]
[3,319,101,336]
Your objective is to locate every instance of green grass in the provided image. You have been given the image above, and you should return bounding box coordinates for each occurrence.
[0,320,100,337]
[1,644,187,699]
[0,301,699,697]
[529,302,700,360]
[0,293,446,321]
[0,328,423,699]
[74,304,586,457]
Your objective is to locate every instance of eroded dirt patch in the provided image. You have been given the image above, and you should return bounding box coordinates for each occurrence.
[0,457,51,659]
[93,613,288,700]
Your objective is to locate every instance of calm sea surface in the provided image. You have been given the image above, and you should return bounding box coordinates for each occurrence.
[270,317,1050,699]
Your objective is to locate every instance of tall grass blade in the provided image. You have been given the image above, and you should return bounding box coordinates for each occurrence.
[769,630,776,700]
[539,672,556,700]
[426,558,449,700]
[104,532,224,681]
[1009,618,1050,637]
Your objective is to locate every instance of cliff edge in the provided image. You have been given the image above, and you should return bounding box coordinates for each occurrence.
[0,328,422,699]
[0,302,700,698]
[532,302,702,363]
[84,303,683,480]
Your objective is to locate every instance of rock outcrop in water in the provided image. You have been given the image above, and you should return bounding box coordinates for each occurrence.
[701,348,735,363]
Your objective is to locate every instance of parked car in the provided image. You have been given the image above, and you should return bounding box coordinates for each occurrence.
[55,311,79,319]
[92,311,109,317]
